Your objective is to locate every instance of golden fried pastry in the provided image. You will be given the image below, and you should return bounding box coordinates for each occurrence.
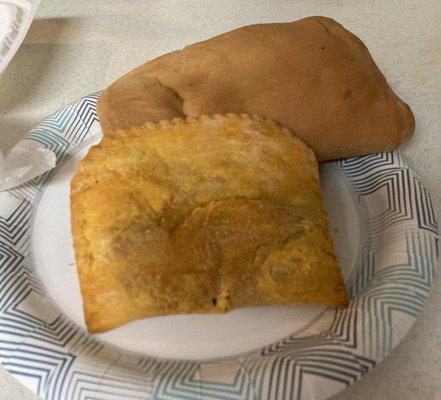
[97,16,414,161]
[71,114,348,333]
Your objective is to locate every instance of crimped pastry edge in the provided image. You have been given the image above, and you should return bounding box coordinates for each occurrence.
[110,113,318,169]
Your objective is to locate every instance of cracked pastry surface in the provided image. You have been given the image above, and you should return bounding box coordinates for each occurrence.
[71,114,348,333]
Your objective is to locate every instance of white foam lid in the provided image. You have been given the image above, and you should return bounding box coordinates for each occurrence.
[0,0,40,76]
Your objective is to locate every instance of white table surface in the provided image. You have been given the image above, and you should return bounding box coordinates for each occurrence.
[1,1,440,399]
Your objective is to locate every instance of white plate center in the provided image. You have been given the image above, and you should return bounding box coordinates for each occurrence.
[32,144,359,360]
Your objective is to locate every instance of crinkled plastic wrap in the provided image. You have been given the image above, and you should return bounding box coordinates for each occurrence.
[0,140,56,191]
[1,0,45,192]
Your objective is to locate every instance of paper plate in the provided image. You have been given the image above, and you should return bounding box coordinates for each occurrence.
[0,93,438,400]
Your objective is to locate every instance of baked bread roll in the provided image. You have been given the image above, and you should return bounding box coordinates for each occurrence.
[97,16,414,161]
[71,114,348,333]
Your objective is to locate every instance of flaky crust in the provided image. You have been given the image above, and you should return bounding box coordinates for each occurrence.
[71,114,348,333]
[97,16,414,161]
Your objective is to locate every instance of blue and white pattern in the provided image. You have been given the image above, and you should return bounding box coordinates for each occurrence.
[0,93,438,400]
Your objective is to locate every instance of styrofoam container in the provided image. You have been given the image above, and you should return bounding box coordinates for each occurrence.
[0,0,40,77]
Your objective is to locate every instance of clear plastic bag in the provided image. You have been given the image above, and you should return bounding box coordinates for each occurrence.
[0,0,55,192]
